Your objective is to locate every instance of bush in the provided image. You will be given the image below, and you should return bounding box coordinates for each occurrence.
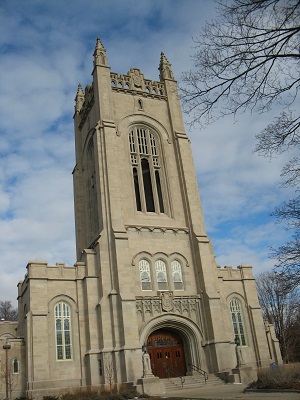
[248,363,300,390]
[14,397,31,400]
[61,390,103,400]
[118,385,138,399]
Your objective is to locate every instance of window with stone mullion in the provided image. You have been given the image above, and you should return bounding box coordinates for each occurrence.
[130,127,165,214]
[230,299,246,346]
[55,302,72,360]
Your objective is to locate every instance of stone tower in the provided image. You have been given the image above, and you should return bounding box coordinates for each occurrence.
[71,37,275,388]
[11,38,280,399]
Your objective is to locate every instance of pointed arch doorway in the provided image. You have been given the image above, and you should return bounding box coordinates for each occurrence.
[147,329,187,378]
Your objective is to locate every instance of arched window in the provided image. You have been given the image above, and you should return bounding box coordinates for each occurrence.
[155,260,168,290]
[12,358,19,374]
[171,260,183,290]
[129,127,165,214]
[55,302,72,360]
[230,298,246,346]
[139,259,152,290]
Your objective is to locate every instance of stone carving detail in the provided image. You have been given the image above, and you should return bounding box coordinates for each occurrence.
[78,85,94,130]
[93,37,108,67]
[110,71,166,98]
[135,295,200,325]
[136,300,143,313]
[152,300,161,314]
[159,52,175,81]
[161,292,174,312]
[126,225,189,235]
[131,68,143,88]
[173,299,181,313]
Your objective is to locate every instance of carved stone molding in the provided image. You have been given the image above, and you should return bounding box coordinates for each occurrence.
[126,224,189,235]
[136,294,201,325]
[110,71,166,99]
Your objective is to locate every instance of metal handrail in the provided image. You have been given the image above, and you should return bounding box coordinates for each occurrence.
[163,363,185,388]
[188,363,208,384]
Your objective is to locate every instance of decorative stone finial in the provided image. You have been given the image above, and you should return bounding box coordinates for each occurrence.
[93,37,108,67]
[75,83,84,113]
[159,52,174,81]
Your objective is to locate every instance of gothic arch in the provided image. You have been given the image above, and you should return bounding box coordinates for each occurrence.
[139,314,205,371]
[226,293,249,347]
[47,295,80,364]
[116,114,172,144]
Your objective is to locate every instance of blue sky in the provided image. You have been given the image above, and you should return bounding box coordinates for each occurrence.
[0,0,294,305]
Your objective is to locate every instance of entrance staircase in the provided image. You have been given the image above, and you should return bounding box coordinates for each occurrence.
[162,374,226,392]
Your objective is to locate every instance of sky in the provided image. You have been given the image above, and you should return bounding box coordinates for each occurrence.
[0,0,295,306]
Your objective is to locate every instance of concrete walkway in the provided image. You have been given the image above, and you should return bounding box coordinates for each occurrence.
[161,383,300,399]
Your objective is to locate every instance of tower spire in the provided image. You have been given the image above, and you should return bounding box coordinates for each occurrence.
[93,37,108,67]
[159,52,174,81]
[75,83,84,113]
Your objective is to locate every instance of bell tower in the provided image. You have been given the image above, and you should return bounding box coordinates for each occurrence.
[12,38,279,399]
[70,38,272,389]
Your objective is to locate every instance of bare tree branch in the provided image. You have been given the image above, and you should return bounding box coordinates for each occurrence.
[0,301,18,321]
[180,0,300,289]
[256,271,300,362]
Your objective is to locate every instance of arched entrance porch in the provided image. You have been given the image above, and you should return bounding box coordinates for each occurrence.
[139,314,205,379]
[147,329,186,378]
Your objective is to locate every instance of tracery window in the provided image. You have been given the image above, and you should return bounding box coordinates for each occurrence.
[129,127,165,214]
[230,298,246,346]
[171,260,183,290]
[55,302,72,360]
[139,259,152,290]
[155,260,168,290]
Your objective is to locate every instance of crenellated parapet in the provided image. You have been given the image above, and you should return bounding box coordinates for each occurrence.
[110,68,166,99]
[21,260,86,282]
[217,264,255,281]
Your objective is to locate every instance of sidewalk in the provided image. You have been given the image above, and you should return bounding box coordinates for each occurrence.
[162,383,300,399]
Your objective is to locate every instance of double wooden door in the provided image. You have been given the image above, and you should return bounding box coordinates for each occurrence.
[147,329,186,378]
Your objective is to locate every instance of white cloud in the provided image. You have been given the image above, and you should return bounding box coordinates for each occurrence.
[0,0,294,306]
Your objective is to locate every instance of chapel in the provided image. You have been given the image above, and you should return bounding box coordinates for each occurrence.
[0,38,281,399]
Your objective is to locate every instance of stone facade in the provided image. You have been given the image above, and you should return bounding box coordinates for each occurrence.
[0,38,281,399]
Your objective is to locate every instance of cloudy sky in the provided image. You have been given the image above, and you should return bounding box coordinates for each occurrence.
[0,0,294,306]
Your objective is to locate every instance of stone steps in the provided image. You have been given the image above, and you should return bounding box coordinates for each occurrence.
[162,373,226,392]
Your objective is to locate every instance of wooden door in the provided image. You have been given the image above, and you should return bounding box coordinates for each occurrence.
[147,329,186,378]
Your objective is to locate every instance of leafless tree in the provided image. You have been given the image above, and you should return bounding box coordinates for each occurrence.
[0,362,18,400]
[0,301,18,321]
[181,0,299,130]
[256,271,300,362]
[103,353,115,393]
[270,197,300,291]
[181,0,300,287]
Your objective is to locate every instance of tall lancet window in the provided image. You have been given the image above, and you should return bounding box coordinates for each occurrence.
[230,298,246,346]
[139,259,152,290]
[55,302,72,360]
[129,127,165,214]
[171,260,184,290]
[155,260,168,290]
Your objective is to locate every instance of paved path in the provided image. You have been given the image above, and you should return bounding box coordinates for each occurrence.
[161,383,300,399]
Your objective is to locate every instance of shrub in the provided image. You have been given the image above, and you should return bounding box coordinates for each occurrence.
[61,390,103,400]
[118,384,138,399]
[249,363,300,390]
[14,397,31,400]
